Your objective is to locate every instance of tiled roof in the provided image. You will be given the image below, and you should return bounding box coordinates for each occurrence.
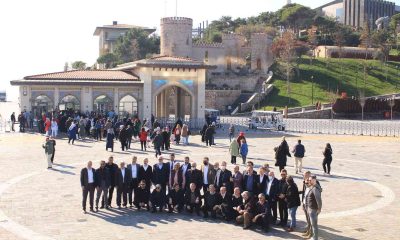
[93,24,156,35]
[23,70,139,81]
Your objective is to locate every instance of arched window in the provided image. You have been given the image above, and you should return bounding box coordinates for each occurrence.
[32,95,53,117]
[94,95,113,113]
[119,95,138,117]
[59,95,80,111]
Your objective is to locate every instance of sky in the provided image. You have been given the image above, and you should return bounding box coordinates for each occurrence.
[0,0,399,101]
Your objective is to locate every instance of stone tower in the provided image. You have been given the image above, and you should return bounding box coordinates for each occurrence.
[221,34,247,70]
[250,33,273,74]
[160,17,193,58]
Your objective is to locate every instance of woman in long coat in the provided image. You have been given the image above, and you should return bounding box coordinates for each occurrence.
[106,128,114,152]
[229,140,240,164]
[274,137,291,172]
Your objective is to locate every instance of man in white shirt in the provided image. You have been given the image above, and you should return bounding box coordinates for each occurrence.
[80,161,96,213]
[128,156,140,208]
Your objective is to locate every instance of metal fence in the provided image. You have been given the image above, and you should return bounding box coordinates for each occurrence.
[283,119,400,137]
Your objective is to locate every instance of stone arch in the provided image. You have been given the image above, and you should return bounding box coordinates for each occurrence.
[31,94,54,118]
[59,94,80,111]
[93,94,113,113]
[119,94,138,117]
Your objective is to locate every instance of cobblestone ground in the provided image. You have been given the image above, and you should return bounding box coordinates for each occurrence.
[0,129,399,240]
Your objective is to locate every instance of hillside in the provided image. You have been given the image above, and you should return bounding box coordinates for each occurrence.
[260,57,400,110]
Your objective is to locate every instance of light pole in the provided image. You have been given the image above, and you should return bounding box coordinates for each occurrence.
[311,75,314,105]
[389,94,396,121]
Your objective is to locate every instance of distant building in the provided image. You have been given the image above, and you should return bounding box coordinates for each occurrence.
[93,21,156,56]
[317,0,398,29]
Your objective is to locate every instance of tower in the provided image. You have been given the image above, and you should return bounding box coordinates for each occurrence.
[160,17,193,58]
[250,33,273,74]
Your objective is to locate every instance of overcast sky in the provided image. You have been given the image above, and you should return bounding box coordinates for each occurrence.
[1,0,399,100]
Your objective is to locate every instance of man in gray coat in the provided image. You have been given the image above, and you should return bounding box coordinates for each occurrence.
[306,175,322,240]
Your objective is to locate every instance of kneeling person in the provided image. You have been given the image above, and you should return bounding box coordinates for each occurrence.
[168,183,185,213]
[134,180,150,210]
[150,184,166,213]
[185,183,201,215]
[201,184,221,218]
[253,193,270,232]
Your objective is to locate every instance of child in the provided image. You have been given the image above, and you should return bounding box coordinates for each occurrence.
[240,139,248,164]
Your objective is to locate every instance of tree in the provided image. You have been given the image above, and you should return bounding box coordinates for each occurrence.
[278,4,316,34]
[97,53,118,69]
[334,24,346,88]
[235,24,277,40]
[71,61,87,70]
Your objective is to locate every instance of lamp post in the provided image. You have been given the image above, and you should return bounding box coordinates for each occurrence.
[311,75,314,105]
[389,94,396,121]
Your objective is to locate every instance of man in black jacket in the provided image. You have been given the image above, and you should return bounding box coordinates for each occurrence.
[139,158,153,192]
[202,184,222,218]
[256,167,268,196]
[152,130,163,157]
[106,156,118,207]
[134,180,150,210]
[266,171,280,224]
[80,161,96,213]
[185,183,201,215]
[214,186,232,220]
[152,156,169,194]
[95,160,111,210]
[215,161,232,193]
[150,184,166,213]
[116,161,131,209]
[253,193,270,232]
[277,169,289,227]
[167,183,185,213]
[185,162,203,193]
[242,165,258,195]
[127,156,140,208]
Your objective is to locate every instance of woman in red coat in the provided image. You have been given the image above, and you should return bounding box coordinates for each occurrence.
[44,118,51,136]
[139,127,148,151]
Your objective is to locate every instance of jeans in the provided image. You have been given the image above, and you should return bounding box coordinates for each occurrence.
[303,204,311,232]
[288,206,298,228]
[308,208,319,240]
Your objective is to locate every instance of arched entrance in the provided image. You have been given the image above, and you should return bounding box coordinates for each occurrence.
[31,95,53,117]
[59,95,80,111]
[94,95,113,113]
[119,95,138,117]
[155,86,192,120]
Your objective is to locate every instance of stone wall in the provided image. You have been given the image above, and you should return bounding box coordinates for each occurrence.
[208,75,260,92]
[205,90,241,112]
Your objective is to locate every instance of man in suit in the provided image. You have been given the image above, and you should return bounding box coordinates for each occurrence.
[80,161,96,213]
[185,162,203,193]
[95,160,111,210]
[215,161,232,193]
[116,161,131,209]
[128,156,141,208]
[232,165,243,193]
[299,171,312,237]
[277,169,289,227]
[256,167,268,196]
[242,164,258,195]
[152,156,169,194]
[185,183,201,215]
[243,161,257,176]
[201,157,216,193]
[214,186,232,220]
[180,156,191,180]
[253,193,271,232]
[266,171,279,224]
[150,184,166,213]
[202,184,221,218]
[106,156,118,207]
[306,175,322,240]
[139,158,153,192]
[167,153,177,190]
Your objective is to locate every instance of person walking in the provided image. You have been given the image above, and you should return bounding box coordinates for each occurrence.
[285,176,301,232]
[44,118,51,136]
[42,136,55,169]
[95,160,111,210]
[229,124,235,142]
[229,139,239,164]
[274,137,291,172]
[119,125,128,151]
[153,130,163,158]
[10,112,16,132]
[240,139,248,164]
[322,143,333,175]
[204,125,215,147]
[49,136,56,164]
[306,176,322,240]
[106,127,114,152]
[68,121,78,144]
[292,139,305,174]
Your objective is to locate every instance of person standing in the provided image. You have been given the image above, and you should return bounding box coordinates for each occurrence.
[181,124,189,145]
[201,157,216,193]
[240,139,248,165]
[215,161,232,193]
[174,124,181,145]
[266,171,279,225]
[51,119,58,137]
[229,139,239,164]
[152,156,169,194]
[80,161,96,213]
[284,176,301,232]
[277,169,288,227]
[139,158,153,192]
[116,161,131,209]
[306,176,323,240]
[292,139,305,174]
[299,171,312,238]
[139,127,148,151]
[204,125,215,146]
[232,165,243,193]
[106,156,118,207]
[42,136,55,169]
[95,160,110,210]
[228,124,235,142]
[128,156,140,208]
[106,127,114,152]
[49,136,56,164]
[152,130,163,157]
[256,167,268,195]
[10,112,16,132]
[119,125,128,151]
[185,162,203,193]
[274,137,291,172]
[242,164,258,195]
[161,127,170,150]
[322,143,333,175]
[44,118,51,136]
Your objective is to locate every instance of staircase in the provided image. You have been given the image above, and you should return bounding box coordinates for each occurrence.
[230,93,254,115]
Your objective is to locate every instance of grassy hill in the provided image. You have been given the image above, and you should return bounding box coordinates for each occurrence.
[260,57,400,110]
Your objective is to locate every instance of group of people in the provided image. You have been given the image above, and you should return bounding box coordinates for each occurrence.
[80,154,323,239]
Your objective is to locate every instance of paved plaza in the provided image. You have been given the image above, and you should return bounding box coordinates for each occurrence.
[0,129,399,240]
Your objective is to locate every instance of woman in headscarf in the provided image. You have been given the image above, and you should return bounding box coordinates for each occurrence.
[106,124,115,152]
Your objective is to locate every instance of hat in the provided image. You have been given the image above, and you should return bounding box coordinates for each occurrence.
[239,132,244,136]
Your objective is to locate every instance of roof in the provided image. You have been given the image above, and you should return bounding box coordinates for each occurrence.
[23,70,139,81]
[114,56,217,70]
[11,70,142,86]
[93,24,156,35]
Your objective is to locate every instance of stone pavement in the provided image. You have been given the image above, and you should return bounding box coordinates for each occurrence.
[0,130,399,240]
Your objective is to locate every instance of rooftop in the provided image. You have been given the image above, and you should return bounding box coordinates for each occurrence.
[114,56,217,70]
[93,21,156,36]
[23,70,140,81]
